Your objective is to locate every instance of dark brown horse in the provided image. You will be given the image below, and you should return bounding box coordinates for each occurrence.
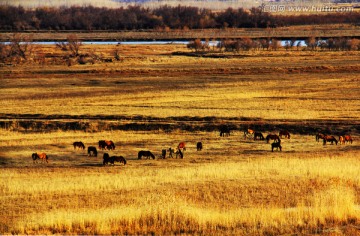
[110,156,127,165]
[323,135,338,145]
[266,134,280,143]
[168,148,175,158]
[103,153,111,165]
[32,152,48,163]
[73,141,85,150]
[160,149,167,159]
[196,142,203,151]
[220,126,231,137]
[254,132,264,140]
[271,140,282,152]
[87,146,97,157]
[279,130,290,139]
[175,148,184,159]
[138,150,155,159]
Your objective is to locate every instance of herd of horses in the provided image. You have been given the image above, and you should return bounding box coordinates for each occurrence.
[315,133,353,145]
[31,128,354,164]
[224,127,353,152]
[32,139,191,165]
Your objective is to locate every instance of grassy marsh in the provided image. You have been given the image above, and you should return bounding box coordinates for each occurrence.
[0,44,360,235]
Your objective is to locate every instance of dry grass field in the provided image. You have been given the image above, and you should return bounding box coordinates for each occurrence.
[1,43,360,235]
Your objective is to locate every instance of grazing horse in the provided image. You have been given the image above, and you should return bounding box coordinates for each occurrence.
[271,140,282,152]
[219,126,231,137]
[339,136,345,145]
[178,142,186,151]
[244,129,255,140]
[160,149,167,159]
[32,152,48,163]
[266,134,280,143]
[73,141,85,150]
[168,147,175,158]
[87,146,97,157]
[344,135,353,144]
[138,150,155,160]
[103,153,111,165]
[253,132,264,141]
[340,135,353,144]
[99,140,115,150]
[175,148,184,159]
[110,156,127,165]
[279,130,290,139]
[197,142,203,151]
[323,135,338,145]
[316,133,326,142]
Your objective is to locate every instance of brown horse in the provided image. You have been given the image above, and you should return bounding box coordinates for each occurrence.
[340,135,353,144]
[254,132,264,140]
[32,152,48,163]
[339,136,345,145]
[138,150,155,160]
[323,135,338,145]
[316,133,326,142]
[99,140,115,150]
[344,135,353,144]
[244,129,255,139]
[266,134,280,143]
[279,130,290,139]
[178,142,186,151]
[73,141,85,150]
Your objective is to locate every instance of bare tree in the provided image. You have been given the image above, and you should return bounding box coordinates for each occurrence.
[0,33,33,64]
[187,39,207,52]
[305,37,318,51]
[56,34,82,57]
[67,34,82,57]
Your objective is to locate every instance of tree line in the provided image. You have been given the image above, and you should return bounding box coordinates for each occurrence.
[0,5,359,31]
[187,37,360,52]
[2,33,359,66]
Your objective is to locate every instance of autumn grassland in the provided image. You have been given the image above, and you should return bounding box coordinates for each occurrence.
[0,43,360,235]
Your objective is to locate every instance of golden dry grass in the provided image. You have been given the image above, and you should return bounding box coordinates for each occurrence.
[0,44,360,235]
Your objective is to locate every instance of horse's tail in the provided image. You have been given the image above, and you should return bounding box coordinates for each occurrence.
[138,151,142,159]
[150,152,155,159]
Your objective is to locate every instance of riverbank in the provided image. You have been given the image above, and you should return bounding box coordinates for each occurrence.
[1,25,360,42]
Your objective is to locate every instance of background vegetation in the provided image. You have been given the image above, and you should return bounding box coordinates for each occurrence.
[1,5,360,31]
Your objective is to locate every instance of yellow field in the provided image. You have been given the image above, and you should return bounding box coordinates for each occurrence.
[1,44,360,235]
